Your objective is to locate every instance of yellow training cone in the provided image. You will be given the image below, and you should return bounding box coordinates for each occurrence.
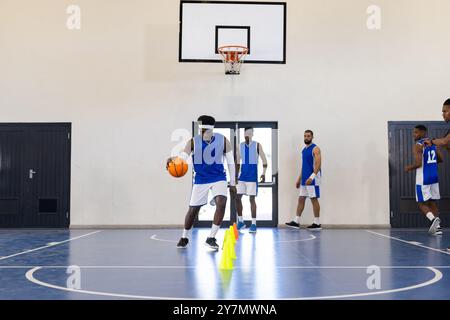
[229,226,236,245]
[227,233,237,260]
[219,238,233,270]
[222,229,229,250]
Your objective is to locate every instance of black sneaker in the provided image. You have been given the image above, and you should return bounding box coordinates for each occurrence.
[176,237,189,249]
[434,227,443,236]
[205,237,219,250]
[285,221,300,229]
[307,223,322,231]
[428,217,441,234]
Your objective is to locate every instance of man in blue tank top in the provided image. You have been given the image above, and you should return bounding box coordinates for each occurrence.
[423,99,450,151]
[235,127,268,233]
[405,125,443,235]
[286,130,322,230]
[167,115,236,250]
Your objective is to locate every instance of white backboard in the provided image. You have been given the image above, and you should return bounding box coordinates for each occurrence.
[179,1,286,63]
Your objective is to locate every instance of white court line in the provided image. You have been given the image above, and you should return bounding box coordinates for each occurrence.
[292,267,442,300]
[0,231,102,262]
[25,266,443,300]
[150,233,316,243]
[389,229,449,232]
[276,234,316,243]
[46,242,61,246]
[150,234,177,243]
[366,230,450,255]
[1,265,450,269]
[26,267,193,300]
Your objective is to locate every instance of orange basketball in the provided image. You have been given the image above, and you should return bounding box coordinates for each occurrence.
[167,157,188,178]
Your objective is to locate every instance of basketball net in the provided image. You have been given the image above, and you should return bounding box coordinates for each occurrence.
[218,45,248,75]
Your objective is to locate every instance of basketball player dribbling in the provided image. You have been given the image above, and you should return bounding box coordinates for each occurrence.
[167,115,236,250]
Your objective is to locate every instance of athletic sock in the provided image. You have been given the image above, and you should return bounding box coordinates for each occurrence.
[294,216,300,223]
[313,217,320,225]
[209,224,220,238]
[251,218,257,225]
[238,216,244,223]
[426,212,435,221]
[182,229,191,239]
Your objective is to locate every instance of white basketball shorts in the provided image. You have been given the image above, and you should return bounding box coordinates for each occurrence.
[299,185,320,199]
[416,183,440,203]
[189,180,228,207]
[236,181,258,196]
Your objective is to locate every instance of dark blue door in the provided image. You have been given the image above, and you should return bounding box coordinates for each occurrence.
[0,123,71,228]
[388,121,450,227]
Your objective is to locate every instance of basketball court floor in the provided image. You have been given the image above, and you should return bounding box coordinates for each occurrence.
[1,228,449,300]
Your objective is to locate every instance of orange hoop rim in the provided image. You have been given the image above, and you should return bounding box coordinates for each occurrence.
[218,45,249,62]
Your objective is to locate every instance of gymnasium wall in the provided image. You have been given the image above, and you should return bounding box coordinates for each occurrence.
[1,0,449,227]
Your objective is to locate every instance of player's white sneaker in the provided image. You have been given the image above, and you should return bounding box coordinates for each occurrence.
[428,218,441,235]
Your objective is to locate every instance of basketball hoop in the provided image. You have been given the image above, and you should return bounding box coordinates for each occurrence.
[218,45,248,75]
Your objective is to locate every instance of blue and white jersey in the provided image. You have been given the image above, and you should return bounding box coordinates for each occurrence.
[192,133,227,185]
[416,139,439,185]
[301,144,321,186]
[239,141,258,182]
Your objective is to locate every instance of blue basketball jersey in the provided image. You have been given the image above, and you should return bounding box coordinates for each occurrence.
[192,133,227,184]
[239,141,258,182]
[301,144,321,186]
[416,139,439,185]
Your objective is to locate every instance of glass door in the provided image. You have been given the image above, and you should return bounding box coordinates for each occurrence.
[193,121,278,228]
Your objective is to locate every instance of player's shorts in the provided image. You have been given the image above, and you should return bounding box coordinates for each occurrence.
[416,183,440,203]
[299,185,320,198]
[236,181,258,196]
[189,180,228,207]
